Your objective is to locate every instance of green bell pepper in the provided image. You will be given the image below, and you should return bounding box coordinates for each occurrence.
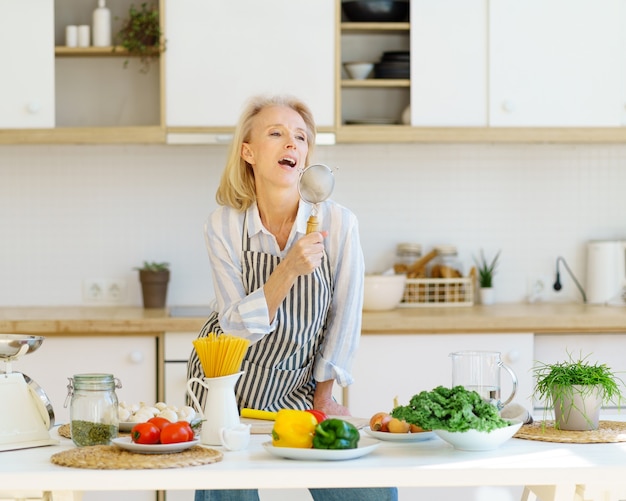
[312,418,360,450]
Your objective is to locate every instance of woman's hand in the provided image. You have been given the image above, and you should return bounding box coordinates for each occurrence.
[283,230,328,277]
[313,379,351,417]
[262,230,328,321]
[314,399,351,417]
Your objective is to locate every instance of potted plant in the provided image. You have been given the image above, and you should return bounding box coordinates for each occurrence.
[135,261,170,308]
[114,2,166,73]
[473,249,501,305]
[532,351,624,430]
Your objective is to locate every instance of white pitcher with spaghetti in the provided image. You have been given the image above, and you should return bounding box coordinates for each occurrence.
[188,333,249,446]
[187,371,243,446]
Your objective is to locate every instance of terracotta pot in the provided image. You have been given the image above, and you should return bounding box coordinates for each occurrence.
[139,269,170,309]
[552,384,603,431]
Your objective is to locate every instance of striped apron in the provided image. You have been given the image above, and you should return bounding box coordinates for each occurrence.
[187,215,333,412]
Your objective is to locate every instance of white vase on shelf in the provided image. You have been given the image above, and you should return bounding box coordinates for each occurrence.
[479,287,495,305]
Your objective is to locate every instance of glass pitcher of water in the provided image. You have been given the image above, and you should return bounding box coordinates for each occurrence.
[449,350,517,409]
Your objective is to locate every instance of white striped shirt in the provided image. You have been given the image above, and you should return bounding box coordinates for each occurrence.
[203,199,364,386]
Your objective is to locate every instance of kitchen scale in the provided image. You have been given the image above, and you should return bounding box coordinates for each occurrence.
[0,334,58,451]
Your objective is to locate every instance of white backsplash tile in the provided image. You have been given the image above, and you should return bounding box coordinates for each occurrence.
[1,142,625,306]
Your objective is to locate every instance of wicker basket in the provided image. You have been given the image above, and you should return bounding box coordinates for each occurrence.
[398,277,474,307]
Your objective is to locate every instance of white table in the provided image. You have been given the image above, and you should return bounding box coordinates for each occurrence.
[2,429,626,501]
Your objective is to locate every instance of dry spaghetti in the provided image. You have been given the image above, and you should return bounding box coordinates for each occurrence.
[193,333,250,378]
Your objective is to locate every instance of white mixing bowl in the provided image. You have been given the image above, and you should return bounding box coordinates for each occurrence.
[363,274,407,311]
[344,62,374,80]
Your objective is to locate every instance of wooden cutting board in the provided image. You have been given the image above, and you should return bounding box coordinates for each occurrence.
[241,416,369,435]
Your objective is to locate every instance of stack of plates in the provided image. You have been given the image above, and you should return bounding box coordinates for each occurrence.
[374,51,410,79]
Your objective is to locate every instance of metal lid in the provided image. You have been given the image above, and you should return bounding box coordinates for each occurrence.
[434,245,458,256]
[70,373,121,391]
[397,243,422,255]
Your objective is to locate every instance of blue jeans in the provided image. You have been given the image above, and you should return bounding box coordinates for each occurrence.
[195,488,398,501]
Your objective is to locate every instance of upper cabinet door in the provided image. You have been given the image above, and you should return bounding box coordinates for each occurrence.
[410,0,488,126]
[165,0,335,128]
[489,0,623,127]
[0,0,54,128]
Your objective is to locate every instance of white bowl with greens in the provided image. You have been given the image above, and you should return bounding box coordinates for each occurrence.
[434,420,522,451]
[391,385,521,451]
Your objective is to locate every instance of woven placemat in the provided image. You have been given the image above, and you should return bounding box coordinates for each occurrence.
[51,445,223,469]
[58,424,129,439]
[58,424,71,439]
[515,420,626,444]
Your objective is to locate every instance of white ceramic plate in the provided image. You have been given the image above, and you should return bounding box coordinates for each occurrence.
[262,438,379,461]
[111,436,199,454]
[363,427,435,442]
[433,420,522,451]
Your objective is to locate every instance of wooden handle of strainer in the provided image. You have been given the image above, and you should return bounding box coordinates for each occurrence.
[306,215,320,234]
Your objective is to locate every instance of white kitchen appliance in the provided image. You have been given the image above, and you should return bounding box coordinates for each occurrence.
[586,240,626,305]
[0,334,58,451]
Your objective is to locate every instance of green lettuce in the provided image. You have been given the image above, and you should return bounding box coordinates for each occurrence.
[390,386,509,433]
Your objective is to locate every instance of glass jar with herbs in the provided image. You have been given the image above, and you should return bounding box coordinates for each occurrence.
[65,373,122,447]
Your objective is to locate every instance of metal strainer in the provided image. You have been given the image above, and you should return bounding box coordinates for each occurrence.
[298,163,335,234]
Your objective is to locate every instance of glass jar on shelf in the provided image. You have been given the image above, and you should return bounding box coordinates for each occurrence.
[430,245,463,278]
[394,243,422,274]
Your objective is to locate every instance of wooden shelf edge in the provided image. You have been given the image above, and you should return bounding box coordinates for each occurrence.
[335,126,626,144]
[0,126,165,145]
[55,46,134,57]
[341,22,409,31]
[342,79,410,88]
[3,126,626,145]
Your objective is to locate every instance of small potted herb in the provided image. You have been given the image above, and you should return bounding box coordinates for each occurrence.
[135,261,170,308]
[473,249,501,305]
[114,2,166,73]
[533,351,624,430]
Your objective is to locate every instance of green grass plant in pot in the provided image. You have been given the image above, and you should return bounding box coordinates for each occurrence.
[473,249,501,305]
[533,351,624,431]
[135,261,170,308]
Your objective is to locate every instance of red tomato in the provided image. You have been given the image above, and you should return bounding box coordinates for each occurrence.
[131,422,161,444]
[160,421,194,444]
[148,416,171,431]
[305,409,328,424]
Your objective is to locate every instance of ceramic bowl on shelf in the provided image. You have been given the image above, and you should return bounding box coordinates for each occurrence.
[342,0,409,22]
[434,420,523,451]
[344,62,375,80]
[363,273,407,311]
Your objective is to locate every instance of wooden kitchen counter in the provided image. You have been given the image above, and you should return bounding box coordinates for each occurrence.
[0,303,624,335]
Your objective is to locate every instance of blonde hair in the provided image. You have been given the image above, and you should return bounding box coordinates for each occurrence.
[216,95,317,211]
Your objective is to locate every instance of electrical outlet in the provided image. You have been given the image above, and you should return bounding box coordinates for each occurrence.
[83,279,106,302]
[104,279,127,303]
[83,278,127,304]
[527,274,551,303]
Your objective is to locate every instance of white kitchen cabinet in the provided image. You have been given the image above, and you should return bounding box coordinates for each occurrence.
[348,333,534,417]
[409,0,487,126]
[164,331,197,409]
[17,335,157,424]
[489,0,624,127]
[164,0,335,129]
[0,0,55,128]
[16,335,157,501]
[348,333,532,501]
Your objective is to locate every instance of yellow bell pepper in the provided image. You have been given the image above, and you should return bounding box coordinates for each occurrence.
[271,409,318,448]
